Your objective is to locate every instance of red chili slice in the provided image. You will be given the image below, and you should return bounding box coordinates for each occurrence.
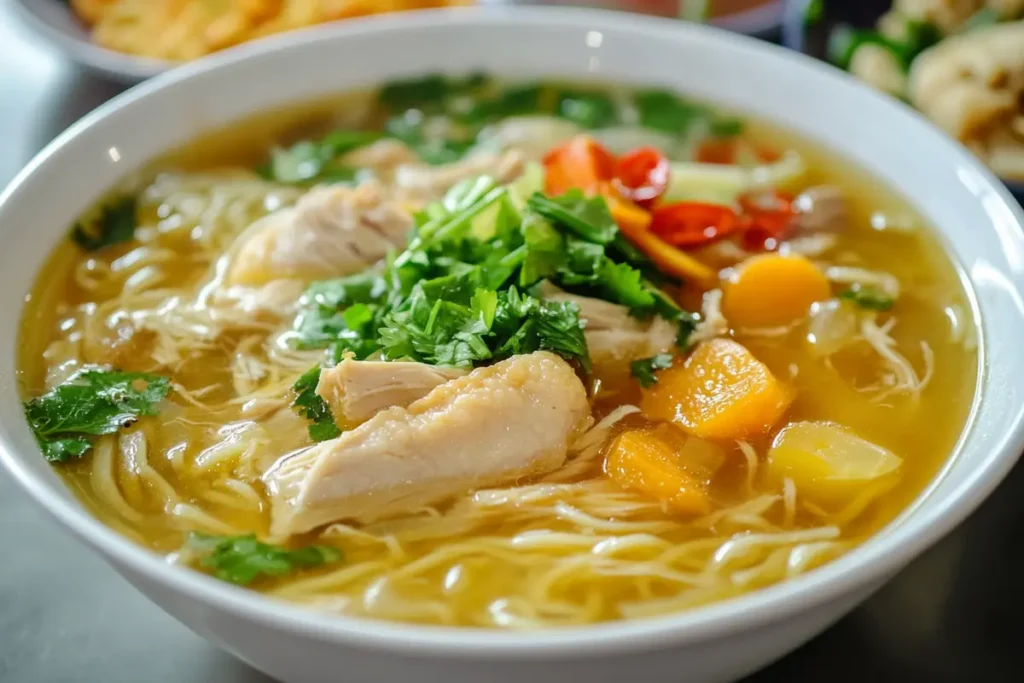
[649,202,740,248]
[737,190,796,251]
[612,146,670,208]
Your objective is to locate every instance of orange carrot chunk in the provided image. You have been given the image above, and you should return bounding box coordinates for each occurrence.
[722,253,831,329]
[641,338,793,440]
[604,429,711,515]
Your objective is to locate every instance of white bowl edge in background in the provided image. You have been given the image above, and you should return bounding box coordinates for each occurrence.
[12,0,173,83]
[1,8,1023,683]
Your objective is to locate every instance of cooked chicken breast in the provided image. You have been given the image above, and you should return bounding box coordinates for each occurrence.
[541,286,677,371]
[227,180,412,286]
[264,352,590,536]
[393,149,525,203]
[316,358,467,424]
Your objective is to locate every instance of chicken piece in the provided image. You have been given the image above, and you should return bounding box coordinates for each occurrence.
[264,352,590,535]
[393,150,525,204]
[908,21,1024,174]
[540,286,677,371]
[316,358,467,424]
[339,138,419,172]
[227,180,412,287]
[792,186,847,233]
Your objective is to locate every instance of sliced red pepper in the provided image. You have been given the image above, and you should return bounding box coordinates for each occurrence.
[543,136,616,196]
[612,146,670,208]
[649,202,740,248]
[738,190,796,251]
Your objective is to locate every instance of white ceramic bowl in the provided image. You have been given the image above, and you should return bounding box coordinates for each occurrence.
[2,8,1024,683]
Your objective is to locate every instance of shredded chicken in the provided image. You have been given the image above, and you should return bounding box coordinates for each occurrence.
[393,150,526,204]
[227,179,412,287]
[264,352,590,536]
[824,266,902,299]
[316,358,467,424]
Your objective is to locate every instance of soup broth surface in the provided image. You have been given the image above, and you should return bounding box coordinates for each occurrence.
[19,79,977,627]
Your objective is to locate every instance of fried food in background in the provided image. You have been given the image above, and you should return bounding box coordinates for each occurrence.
[70,0,472,62]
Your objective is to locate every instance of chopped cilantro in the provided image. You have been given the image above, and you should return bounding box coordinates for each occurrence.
[556,90,618,129]
[630,354,674,388]
[24,369,170,462]
[839,285,895,312]
[71,196,137,251]
[292,366,341,441]
[633,89,708,136]
[259,130,381,185]
[187,532,341,586]
[526,190,619,245]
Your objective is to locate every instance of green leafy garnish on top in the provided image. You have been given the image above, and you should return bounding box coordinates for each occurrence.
[259,131,382,185]
[292,366,342,442]
[71,196,137,251]
[286,177,696,410]
[839,285,895,312]
[24,369,170,462]
[186,532,341,586]
[630,354,674,389]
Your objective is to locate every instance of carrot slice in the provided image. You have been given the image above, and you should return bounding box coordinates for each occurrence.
[543,136,616,196]
[722,253,831,329]
[604,429,711,515]
[602,188,717,284]
[642,338,793,440]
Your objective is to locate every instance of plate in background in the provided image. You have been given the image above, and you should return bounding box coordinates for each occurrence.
[780,0,1024,203]
[12,0,173,83]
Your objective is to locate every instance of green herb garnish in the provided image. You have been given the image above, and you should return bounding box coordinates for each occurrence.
[71,196,137,251]
[630,354,674,388]
[839,285,895,312]
[24,369,170,462]
[187,533,341,586]
[292,366,342,442]
[556,90,618,129]
[260,130,381,185]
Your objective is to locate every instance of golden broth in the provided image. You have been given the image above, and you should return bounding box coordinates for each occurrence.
[18,85,978,627]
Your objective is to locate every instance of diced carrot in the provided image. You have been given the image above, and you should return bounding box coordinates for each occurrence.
[604,429,711,515]
[543,136,616,196]
[696,138,738,165]
[602,188,717,285]
[642,338,793,440]
[722,253,831,329]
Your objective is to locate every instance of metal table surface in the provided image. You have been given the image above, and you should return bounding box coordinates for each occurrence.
[1,2,1023,681]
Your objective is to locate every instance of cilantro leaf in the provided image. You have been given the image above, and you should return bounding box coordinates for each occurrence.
[526,190,618,245]
[630,354,674,388]
[839,285,895,312]
[633,89,708,136]
[24,369,170,462]
[71,196,137,251]
[519,214,565,286]
[556,90,618,129]
[187,532,341,586]
[292,366,341,441]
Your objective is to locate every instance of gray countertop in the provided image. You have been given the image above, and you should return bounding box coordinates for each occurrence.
[2,2,1023,681]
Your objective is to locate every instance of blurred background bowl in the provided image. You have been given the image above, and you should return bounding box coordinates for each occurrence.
[780,0,1024,203]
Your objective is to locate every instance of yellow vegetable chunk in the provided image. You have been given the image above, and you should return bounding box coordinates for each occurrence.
[604,429,711,515]
[767,421,902,506]
[722,253,831,329]
[642,338,793,440]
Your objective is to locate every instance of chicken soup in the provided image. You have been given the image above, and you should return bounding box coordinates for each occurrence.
[19,77,977,627]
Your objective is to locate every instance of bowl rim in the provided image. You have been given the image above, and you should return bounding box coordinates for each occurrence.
[2,4,1023,657]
